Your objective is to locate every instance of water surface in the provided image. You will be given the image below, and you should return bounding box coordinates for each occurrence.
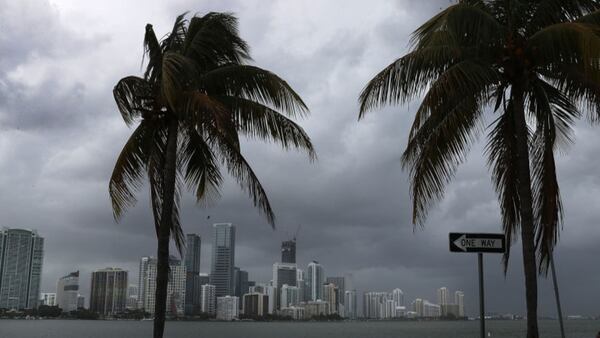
[0,319,597,338]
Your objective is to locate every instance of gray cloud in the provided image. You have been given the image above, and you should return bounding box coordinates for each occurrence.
[0,0,597,318]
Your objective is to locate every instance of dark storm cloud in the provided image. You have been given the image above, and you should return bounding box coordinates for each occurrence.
[0,0,598,317]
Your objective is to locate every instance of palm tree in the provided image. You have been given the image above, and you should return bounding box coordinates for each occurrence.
[109,12,314,338]
[358,1,600,337]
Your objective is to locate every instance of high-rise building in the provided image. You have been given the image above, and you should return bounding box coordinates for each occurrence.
[40,293,57,306]
[216,296,239,320]
[56,271,79,312]
[77,294,85,309]
[296,269,307,302]
[137,256,186,316]
[127,284,138,310]
[363,292,389,319]
[326,276,345,308]
[233,267,249,298]
[200,284,216,315]
[249,283,275,314]
[412,298,440,318]
[307,261,324,301]
[392,288,404,307]
[413,298,424,317]
[455,291,465,317]
[281,240,296,264]
[280,284,299,309]
[184,234,201,315]
[243,293,268,317]
[0,228,44,309]
[322,283,338,314]
[90,267,128,316]
[198,273,210,286]
[344,290,357,319]
[272,262,296,310]
[210,223,235,297]
[280,305,305,320]
[437,287,449,305]
[303,300,330,318]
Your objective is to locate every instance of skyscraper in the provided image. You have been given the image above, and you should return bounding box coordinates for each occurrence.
[0,228,44,310]
[437,287,449,305]
[272,262,297,310]
[210,223,235,297]
[127,284,138,309]
[326,276,345,307]
[184,234,201,315]
[296,269,307,302]
[322,283,338,314]
[455,290,465,317]
[344,290,357,319]
[280,284,299,309]
[307,261,324,301]
[392,288,404,307]
[77,294,85,309]
[363,292,389,319]
[90,267,128,316]
[56,271,79,312]
[40,293,56,306]
[200,284,216,315]
[138,256,186,316]
[233,267,249,298]
[216,296,239,320]
[198,273,210,286]
[281,240,296,264]
[243,293,268,317]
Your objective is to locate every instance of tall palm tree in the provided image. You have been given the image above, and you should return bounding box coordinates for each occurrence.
[358,1,600,337]
[109,12,314,338]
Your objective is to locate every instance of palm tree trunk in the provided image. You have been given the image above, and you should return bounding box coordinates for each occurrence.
[154,118,178,338]
[512,85,539,338]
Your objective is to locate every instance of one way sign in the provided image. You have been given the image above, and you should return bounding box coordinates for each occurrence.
[449,233,506,253]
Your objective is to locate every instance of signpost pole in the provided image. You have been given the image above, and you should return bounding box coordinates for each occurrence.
[478,253,485,338]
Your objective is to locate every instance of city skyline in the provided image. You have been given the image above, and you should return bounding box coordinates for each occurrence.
[29,221,594,318]
[2,0,599,320]
[26,222,476,319]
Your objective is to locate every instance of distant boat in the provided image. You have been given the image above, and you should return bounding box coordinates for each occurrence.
[141,318,154,321]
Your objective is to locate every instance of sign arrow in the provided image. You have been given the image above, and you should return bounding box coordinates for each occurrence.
[453,234,467,252]
[449,233,506,253]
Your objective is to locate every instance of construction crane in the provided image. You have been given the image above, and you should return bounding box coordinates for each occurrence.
[293,224,302,242]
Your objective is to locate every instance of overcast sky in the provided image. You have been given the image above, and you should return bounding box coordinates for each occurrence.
[1,0,599,317]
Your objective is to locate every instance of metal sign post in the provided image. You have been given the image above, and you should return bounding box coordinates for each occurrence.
[449,233,506,338]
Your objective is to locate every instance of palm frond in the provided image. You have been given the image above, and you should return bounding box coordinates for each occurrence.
[143,24,163,83]
[161,12,188,52]
[526,0,599,34]
[528,78,579,149]
[529,22,600,70]
[218,96,316,159]
[531,115,563,275]
[184,12,251,69]
[407,60,499,140]
[358,44,464,116]
[113,76,153,126]
[540,64,600,122]
[401,61,497,225]
[161,52,198,110]
[208,126,275,226]
[411,1,501,49]
[179,125,223,205]
[485,103,521,272]
[576,8,600,24]
[200,64,308,118]
[109,121,153,220]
